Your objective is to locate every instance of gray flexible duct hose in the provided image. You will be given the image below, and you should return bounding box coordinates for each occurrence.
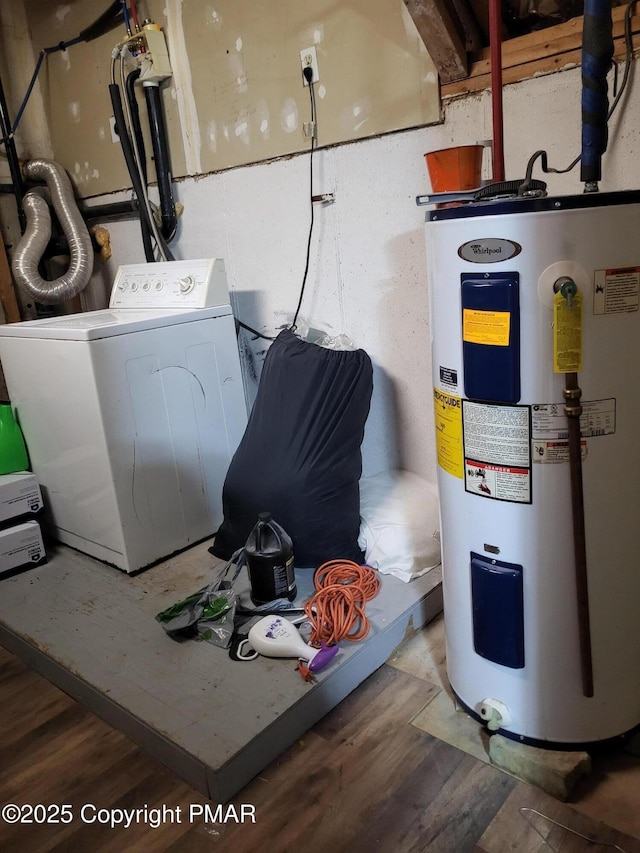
[12,159,93,305]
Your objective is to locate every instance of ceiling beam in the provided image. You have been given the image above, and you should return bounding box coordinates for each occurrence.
[404,0,469,83]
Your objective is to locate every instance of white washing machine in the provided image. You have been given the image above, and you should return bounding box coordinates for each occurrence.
[0,258,248,574]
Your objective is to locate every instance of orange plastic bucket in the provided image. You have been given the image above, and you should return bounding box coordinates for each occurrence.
[425,145,484,193]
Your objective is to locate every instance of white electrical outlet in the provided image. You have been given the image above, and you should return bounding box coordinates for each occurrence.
[300,46,319,85]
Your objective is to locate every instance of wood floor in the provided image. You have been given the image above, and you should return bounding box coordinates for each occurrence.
[1,632,639,852]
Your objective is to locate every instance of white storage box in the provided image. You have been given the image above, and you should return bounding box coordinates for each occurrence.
[0,472,43,525]
[0,520,46,579]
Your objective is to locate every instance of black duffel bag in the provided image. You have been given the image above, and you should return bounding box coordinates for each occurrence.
[211,329,373,568]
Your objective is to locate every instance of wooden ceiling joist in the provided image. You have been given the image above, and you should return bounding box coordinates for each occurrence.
[442,4,640,98]
[404,0,469,83]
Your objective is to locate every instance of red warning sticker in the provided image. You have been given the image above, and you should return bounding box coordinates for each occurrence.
[464,459,531,503]
[532,440,587,463]
[594,267,640,315]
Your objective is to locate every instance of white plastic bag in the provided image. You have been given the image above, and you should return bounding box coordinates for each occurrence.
[293,317,358,351]
[358,470,441,583]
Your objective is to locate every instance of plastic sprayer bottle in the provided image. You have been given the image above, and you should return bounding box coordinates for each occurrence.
[245,512,296,605]
[0,404,28,474]
[248,615,339,672]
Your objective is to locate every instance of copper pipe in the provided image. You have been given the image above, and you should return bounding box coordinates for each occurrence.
[564,372,594,697]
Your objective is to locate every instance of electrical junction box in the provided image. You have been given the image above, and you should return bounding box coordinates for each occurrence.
[139,25,172,84]
[0,472,43,526]
[0,520,46,580]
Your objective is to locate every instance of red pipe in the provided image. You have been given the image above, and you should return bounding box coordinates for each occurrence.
[129,0,140,31]
[488,0,505,181]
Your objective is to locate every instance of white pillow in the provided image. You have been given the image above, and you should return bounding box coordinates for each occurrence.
[358,470,441,583]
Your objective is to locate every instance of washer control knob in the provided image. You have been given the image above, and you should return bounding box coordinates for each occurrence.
[179,275,195,294]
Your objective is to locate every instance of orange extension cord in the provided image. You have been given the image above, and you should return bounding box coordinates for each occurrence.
[303,559,381,648]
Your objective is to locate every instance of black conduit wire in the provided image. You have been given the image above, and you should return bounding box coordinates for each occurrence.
[0,39,80,230]
[235,320,277,341]
[119,49,172,261]
[519,0,637,196]
[2,0,126,149]
[0,1,124,232]
[109,82,174,261]
[580,0,614,185]
[0,74,26,230]
[518,150,582,195]
[110,81,154,261]
[290,72,317,333]
[79,199,143,223]
[78,1,124,43]
[125,69,148,183]
[607,0,637,119]
[5,36,83,144]
[244,68,317,341]
[125,68,155,261]
[143,84,178,242]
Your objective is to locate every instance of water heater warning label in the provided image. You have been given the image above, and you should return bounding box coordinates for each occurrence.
[465,460,530,502]
[594,267,640,315]
[462,309,510,346]
[433,388,463,479]
[532,440,587,463]
[532,399,615,439]
[462,401,531,503]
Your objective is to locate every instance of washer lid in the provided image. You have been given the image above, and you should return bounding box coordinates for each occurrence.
[0,304,233,341]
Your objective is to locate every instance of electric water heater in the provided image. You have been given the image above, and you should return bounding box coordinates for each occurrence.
[426,189,640,745]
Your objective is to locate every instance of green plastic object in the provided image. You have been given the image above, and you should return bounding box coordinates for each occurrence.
[0,404,29,474]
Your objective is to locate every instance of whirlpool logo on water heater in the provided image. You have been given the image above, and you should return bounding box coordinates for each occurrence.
[458,238,522,263]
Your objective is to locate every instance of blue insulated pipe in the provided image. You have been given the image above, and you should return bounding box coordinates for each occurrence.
[580,0,614,186]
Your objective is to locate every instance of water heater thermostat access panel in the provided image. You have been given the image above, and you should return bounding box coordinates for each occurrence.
[109,258,230,310]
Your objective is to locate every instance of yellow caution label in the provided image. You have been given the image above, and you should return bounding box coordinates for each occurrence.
[554,291,583,372]
[463,309,511,346]
[433,388,463,479]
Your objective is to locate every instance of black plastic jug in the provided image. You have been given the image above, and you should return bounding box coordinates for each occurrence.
[245,512,296,605]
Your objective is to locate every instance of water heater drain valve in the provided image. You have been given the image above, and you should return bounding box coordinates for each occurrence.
[479,698,512,732]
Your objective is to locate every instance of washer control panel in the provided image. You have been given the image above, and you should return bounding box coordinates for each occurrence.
[109,258,230,309]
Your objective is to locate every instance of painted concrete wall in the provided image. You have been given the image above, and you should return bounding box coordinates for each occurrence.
[81,62,640,484]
